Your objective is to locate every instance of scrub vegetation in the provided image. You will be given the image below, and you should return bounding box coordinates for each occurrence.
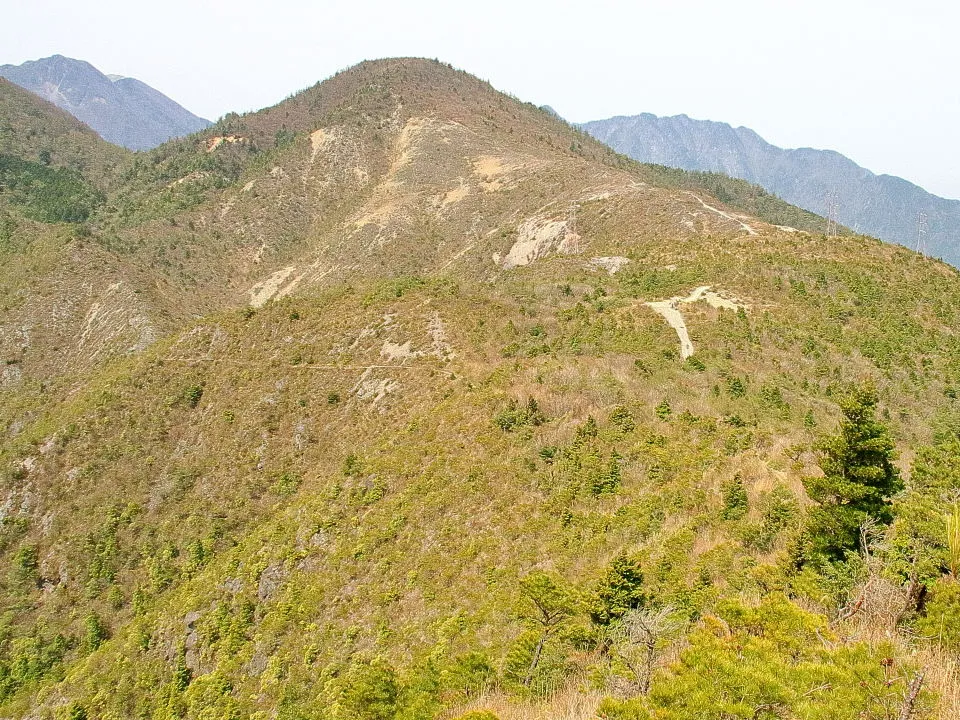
[0,59,958,719]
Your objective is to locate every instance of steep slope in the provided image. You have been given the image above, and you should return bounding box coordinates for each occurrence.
[0,79,159,387]
[583,113,960,265]
[0,77,128,188]
[0,58,829,386]
[1,59,959,719]
[0,55,211,150]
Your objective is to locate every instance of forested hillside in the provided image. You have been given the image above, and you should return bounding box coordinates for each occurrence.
[0,59,958,720]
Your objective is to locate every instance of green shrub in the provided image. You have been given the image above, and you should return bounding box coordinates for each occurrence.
[759,384,790,413]
[0,624,72,702]
[83,613,108,653]
[538,446,557,463]
[743,487,800,552]
[343,453,362,477]
[272,472,302,496]
[340,658,399,720]
[590,452,622,495]
[684,356,705,372]
[12,544,39,586]
[610,406,636,433]
[915,579,960,649]
[654,400,672,421]
[494,398,546,432]
[443,652,496,697]
[645,596,928,719]
[726,377,747,398]
[597,697,648,720]
[453,712,500,720]
[182,384,204,408]
[590,555,647,627]
[720,474,748,521]
[66,702,88,720]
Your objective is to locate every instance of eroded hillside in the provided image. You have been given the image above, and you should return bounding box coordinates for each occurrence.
[0,59,959,720]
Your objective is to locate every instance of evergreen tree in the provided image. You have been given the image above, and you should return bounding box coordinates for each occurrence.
[803,386,902,560]
[721,474,749,521]
[517,571,578,686]
[590,554,647,627]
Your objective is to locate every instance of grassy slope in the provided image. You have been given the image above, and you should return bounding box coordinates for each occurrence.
[0,78,129,189]
[0,59,845,386]
[0,60,957,718]
[3,227,960,716]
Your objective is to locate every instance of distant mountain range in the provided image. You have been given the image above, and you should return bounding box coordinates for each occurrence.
[583,113,960,266]
[0,54,210,150]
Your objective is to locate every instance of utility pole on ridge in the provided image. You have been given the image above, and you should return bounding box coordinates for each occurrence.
[824,191,840,238]
[915,211,928,255]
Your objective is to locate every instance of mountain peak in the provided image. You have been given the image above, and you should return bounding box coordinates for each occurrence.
[0,55,210,150]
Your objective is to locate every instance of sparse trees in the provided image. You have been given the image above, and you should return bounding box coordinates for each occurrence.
[494,398,546,432]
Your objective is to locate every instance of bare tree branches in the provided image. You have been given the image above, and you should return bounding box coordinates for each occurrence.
[898,672,925,720]
[607,605,678,696]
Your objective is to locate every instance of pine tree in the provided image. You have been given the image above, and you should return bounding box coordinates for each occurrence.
[517,572,578,686]
[590,554,647,626]
[803,386,902,560]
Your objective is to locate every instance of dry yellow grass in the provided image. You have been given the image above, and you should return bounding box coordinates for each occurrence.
[443,684,603,720]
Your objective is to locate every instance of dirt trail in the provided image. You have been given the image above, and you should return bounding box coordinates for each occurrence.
[647,299,694,358]
[684,192,757,235]
[646,286,746,359]
[589,256,630,275]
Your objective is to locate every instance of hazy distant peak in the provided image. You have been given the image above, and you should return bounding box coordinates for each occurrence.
[582,111,960,265]
[0,54,210,150]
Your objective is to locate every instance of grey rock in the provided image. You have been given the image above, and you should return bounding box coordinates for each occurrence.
[258,563,286,601]
[246,648,269,677]
[222,577,243,594]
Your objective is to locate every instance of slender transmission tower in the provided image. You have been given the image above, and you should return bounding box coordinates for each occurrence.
[824,191,840,238]
[568,202,580,254]
[915,211,928,255]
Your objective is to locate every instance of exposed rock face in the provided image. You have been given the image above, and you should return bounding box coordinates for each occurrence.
[0,55,210,150]
[583,112,960,266]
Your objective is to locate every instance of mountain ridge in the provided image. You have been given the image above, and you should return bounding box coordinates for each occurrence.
[582,112,960,265]
[0,54,211,150]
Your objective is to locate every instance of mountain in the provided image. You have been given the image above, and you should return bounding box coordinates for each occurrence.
[582,113,960,265]
[0,59,958,719]
[0,55,211,150]
[0,77,128,183]
[0,77,146,385]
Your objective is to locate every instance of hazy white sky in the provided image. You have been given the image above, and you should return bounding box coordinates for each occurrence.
[4,0,959,198]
